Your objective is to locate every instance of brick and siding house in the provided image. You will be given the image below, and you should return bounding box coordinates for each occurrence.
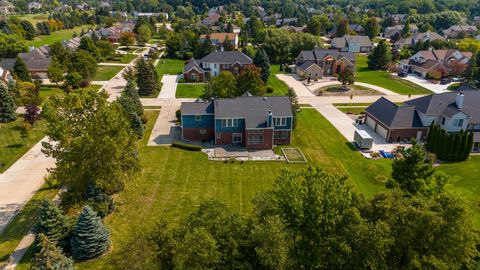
[331,35,373,53]
[199,33,239,49]
[183,51,253,82]
[294,48,356,80]
[399,49,472,78]
[181,96,293,150]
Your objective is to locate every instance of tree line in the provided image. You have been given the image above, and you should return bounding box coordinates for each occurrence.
[426,122,474,161]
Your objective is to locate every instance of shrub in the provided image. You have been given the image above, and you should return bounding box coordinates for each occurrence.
[172,141,202,151]
[176,109,181,122]
[427,70,442,80]
[266,86,274,93]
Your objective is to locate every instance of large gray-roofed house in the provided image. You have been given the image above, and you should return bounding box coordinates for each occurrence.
[331,35,373,53]
[294,48,356,79]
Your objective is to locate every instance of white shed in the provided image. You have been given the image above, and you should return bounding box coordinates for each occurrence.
[354,130,373,149]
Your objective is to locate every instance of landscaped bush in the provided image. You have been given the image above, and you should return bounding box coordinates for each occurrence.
[176,109,181,122]
[425,123,473,161]
[171,141,202,151]
[266,86,274,93]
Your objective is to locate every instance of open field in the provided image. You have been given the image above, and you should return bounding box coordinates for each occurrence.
[0,117,46,173]
[92,66,125,81]
[176,84,206,98]
[7,13,49,25]
[266,64,290,96]
[355,55,432,95]
[156,58,184,75]
[26,25,91,48]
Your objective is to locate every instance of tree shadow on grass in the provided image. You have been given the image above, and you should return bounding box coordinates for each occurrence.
[4,144,23,148]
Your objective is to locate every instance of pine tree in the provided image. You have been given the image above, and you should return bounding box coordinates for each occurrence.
[367,40,392,70]
[253,47,271,84]
[31,234,74,270]
[463,132,474,160]
[34,200,70,248]
[131,113,144,138]
[136,59,158,96]
[24,104,40,125]
[426,121,435,150]
[71,206,110,261]
[402,18,411,37]
[13,56,32,82]
[0,83,17,123]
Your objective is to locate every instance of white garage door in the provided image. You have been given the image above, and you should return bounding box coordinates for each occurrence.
[376,125,388,139]
[366,116,376,130]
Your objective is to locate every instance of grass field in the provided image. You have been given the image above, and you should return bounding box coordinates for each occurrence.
[73,108,391,269]
[355,55,432,95]
[0,117,46,173]
[175,84,206,98]
[336,107,366,114]
[266,64,290,96]
[92,66,124,81]
[26,25,90,48]
[7,13,49,25]
[156,58,184,75]
[104,54,137,64]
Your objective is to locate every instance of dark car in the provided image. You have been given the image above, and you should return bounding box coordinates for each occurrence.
[440,78,451,85]
[398,72,408,78]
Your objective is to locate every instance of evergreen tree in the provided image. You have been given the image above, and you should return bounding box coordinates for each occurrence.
[464,52,479,87]
[226,22,234,33]
[31,234,74,270]
[451,132,461,161]
[131,113,144,138]
[336,18,348,37]
[34,200,70,247]
[425,121,435,150]
[13,56,32,82]
[71,206,110,261]
[402,18,411,37]
[367,40,392,70]
[364,17,380,39]
[463,132,474,160]
[253,47,270,84]
[136,59,158,96]
[24,104,40,125]
[85,182,115,218]
[20,20,36,40]
[445,134,455,160]
[0,83,17,123]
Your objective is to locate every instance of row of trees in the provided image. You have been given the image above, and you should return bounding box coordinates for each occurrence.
[425,123,473,161]
[204,67,266,98]
[145,142,478,269]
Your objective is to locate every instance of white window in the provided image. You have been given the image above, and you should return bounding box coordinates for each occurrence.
[274,131,288,139]
[199,129,207,135]
[195,115,202,121]
[274,117,287,126]
[221,118,238,127]
[232,133,242,143]
[248,134,264,144]
[453,119,464,127]
[248,129,264,134]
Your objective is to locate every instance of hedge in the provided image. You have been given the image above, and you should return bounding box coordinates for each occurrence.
[171,141,202,151]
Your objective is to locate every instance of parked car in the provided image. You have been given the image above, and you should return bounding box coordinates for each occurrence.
[440,78,452,85]
[398,72,408,78]
[452,77,464,82]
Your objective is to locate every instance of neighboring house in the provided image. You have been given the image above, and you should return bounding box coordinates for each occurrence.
[331,35,373,53]
[294,48,356,79]
[394,31,445,49]
[135,12,169,20]
[28,1,42,12]
[253,6,266,18]
[275,18,298,26]
[0,0,13,14]
[399,49,472,78]
[476,34,480,41]
[199,33,238,49]
[349,24,364,35]
[443,25,478,39]
[183,51,253,82]
[181,95,293,150]
[383,24,418,39]
[366,92,480,151]
[97,22,135,43]
[390,14,407,24]
[199,14,221,27]
[0,59,15,84]
[211,24,241,34]
[279,25,305,33]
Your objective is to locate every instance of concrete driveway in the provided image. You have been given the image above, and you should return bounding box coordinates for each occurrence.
[275,74,315,97]
[401,74,450,94]
[158,75,179,99]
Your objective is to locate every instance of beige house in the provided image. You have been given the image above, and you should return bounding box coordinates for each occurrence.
[295,48,356,79]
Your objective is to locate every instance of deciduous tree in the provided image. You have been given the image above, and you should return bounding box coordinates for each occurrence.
[13,56,32,82]
[367,40,392,70]
[235,66,265,96]
[204,71,235,99]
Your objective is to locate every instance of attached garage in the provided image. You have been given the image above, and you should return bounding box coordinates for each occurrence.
[375,124,388,139]
[365,115,376,130]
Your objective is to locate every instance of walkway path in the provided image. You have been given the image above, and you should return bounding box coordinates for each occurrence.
[98,62,129,67]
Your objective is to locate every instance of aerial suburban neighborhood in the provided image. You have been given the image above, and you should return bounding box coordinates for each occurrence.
[1,0,480,269]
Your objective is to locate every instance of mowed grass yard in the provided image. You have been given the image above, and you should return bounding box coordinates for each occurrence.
[75,108,391,269]
[26,25,91,48]
[266,64,290,96]
[355,55,432,95]
[91,66,125,81]
[176,84,206,98]
[0,118,46,173]
[156,58,184,75]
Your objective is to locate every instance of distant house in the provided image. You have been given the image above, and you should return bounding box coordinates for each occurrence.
[97,22,135,43]
[443,25,478,39]
[211,24,241,34]
[199,33,238,49]
[0,59,14,84]
[399,49,472,78]
[294,48,356,80]
[199,14,221,27]
[135,12,169,20]
[275,18,298,26]
[390,14,407,24]
[183,51,253,82]
[0,1,13,14]
[349,24,364,35]
[383,24,418,39]
[279,25,305,33]
[394,31,445,49]
[331,35,373,53]
[367,92,480,151]
[27,1,42,12]
[181,96,293,149]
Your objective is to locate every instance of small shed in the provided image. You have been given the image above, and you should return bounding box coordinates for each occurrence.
[354,130,373,150]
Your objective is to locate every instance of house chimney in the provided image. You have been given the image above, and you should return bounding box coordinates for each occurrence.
[267,110,273,127]
[456,92,464,109]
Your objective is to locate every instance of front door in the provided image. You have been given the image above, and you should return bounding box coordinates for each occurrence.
[232,133,242,144]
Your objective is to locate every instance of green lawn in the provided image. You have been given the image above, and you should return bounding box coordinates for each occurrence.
[104,54,137,64]
[40,85,102,103]
[266,64,290,96]
[175,84,206,98]
[92,66,125,81]
[0,117,46,173]
[337,107,366,114]
[74,108,391,269]
[7,13,49,25]
[156,58,184,75]
[26,25,90,48]
[355,55,432,95]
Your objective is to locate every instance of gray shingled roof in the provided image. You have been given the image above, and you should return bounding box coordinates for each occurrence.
[183,59,203,73]
[297,48,356,64]
[201,51,252,64]
[366,97,424,128]
[181,101,214,115]
[214,96,293,128]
